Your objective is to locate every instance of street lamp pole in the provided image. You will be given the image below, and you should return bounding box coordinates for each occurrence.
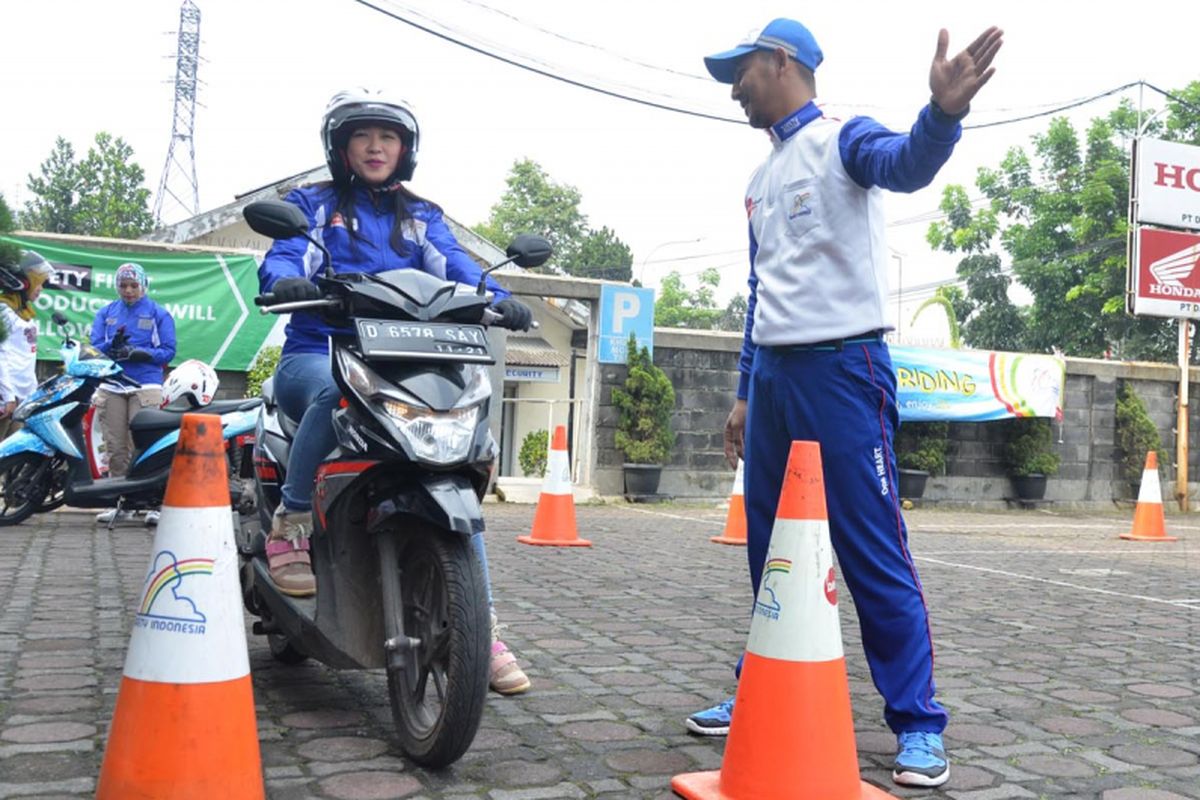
[636,238,702,284]
[890,249,905,338]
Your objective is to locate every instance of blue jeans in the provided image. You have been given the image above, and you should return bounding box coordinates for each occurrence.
[274,353,341,512]
[273,351,495,610]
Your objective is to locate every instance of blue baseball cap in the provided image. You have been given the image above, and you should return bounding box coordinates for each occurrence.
[704,18,823,83]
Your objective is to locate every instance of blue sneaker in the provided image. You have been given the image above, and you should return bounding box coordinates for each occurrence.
[893,731,950,787]
[685,697,734,736]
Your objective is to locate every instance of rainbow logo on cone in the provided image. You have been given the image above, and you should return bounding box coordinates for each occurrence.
[136,551,215,629]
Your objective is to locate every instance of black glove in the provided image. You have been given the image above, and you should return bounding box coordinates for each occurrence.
[494,298,533,332]
[110,346,132,361]
[272,277,321,303]
[127,349,153,364]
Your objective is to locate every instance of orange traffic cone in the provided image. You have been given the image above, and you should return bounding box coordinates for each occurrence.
[518,425,591,547]
[711,459,747,545]
[1121,451,1178,542]
[97,414,264,799]
[673,441,898,800]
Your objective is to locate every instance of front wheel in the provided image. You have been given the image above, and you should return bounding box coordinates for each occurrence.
[35,455,70,512]
[0,452,53,526]
[386,533,489,768]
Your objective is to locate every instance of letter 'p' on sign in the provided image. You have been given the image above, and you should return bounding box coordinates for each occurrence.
[599,285,655,364]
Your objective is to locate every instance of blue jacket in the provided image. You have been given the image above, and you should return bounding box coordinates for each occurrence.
[259,184,510,356]
[89,296,177,386]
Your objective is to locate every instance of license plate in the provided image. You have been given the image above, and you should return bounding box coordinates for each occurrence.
[356,320,492,362]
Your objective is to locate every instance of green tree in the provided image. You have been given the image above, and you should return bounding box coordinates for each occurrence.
[926,184,1026,351]
[570,225,633,281]
[0,193,20,270]
[654,269,723,329]
[20,137,78,234]
[73,133,154,238]
[718,293,748,332]
[21,132,153,239]
[928,88,1200,361]
[474,159,632,279]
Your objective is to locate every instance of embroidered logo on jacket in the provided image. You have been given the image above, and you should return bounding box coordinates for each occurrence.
[788,191,813,220]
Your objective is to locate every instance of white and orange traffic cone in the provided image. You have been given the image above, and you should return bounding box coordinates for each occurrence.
[519,425,591,547]
[1121,451,1178,542]
[673,441,898,800]
[97,414,264,799]
[711,459,747,545]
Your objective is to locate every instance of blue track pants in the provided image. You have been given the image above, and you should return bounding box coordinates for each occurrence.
[743,341,947,734]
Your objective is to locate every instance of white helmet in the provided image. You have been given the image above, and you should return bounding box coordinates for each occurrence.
[321,88,420,184]
[161,359,219,409]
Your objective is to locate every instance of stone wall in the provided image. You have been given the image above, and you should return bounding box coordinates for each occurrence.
[595,329,1200,509]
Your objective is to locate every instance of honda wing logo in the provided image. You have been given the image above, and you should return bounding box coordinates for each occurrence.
[1148,242,1200,289]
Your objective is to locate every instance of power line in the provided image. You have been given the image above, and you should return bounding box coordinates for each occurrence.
[963,81,1141,130]
[367,0,1194,140]
[352,0,745,125]
[455,0,712,83]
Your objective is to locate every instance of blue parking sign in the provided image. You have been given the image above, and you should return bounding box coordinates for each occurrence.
[598,285,655,364]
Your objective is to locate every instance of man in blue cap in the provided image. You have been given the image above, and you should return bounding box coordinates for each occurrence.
[687,18,1002,788]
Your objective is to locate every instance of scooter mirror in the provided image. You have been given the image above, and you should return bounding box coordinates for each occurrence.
[244,200,309,241]
[51,311,68,326]
[506,235,553,269]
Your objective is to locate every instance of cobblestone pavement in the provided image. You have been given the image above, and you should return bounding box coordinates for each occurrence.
[2,503,1200,799]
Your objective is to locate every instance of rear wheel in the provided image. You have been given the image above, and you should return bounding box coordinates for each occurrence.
[268,632,309,665]
[386,533,489,768]
[0,453,52,526]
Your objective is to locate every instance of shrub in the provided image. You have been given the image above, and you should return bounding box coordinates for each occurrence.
[1115,382,1166,486]
[895,421,948,474]
[246,345,282,398]
[1004,417,1060,477]
[518,429,549,477]
[611,333,675,465]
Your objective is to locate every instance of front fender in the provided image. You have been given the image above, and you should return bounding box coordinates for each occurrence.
[0,430,56,460]
[367,473,483,536]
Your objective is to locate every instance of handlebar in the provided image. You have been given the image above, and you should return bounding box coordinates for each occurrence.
[256,296,342,315]
[255,294,538,331]
[480,307,540,331]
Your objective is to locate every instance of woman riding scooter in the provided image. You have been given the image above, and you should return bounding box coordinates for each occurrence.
[257,88,534,695]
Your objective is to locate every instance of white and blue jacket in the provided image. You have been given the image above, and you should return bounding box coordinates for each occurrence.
[259,184,511,357]
[89,296,176,387]
[737,101,962,399]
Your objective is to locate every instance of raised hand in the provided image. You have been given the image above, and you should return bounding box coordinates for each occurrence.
[929,26,1003,116]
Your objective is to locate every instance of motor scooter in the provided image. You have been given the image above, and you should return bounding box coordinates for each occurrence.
[0,312,260,525]
[239,198,549,767]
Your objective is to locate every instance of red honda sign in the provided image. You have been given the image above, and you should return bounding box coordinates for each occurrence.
[1130,226,1200,319]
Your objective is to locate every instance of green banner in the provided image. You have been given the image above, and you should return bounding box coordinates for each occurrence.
[1,235,274,371]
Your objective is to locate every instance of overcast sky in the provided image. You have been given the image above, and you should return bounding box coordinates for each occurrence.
[4,0,1197,339]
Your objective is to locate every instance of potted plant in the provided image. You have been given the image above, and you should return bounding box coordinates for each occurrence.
[518,429,549,478]
[894,421,948,500]
[1003,417,1060,501]
[611,333,675,499]
[1115,382,1166,498]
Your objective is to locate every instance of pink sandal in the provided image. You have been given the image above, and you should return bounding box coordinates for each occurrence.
[266,537,315,597]
[490,640,531,695]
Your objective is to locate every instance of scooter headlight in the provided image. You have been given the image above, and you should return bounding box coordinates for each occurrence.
[379,400,481,465]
